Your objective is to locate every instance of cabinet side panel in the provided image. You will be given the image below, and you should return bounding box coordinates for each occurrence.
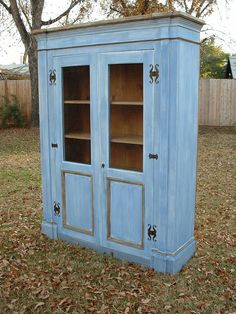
[174,41,200,249]
[166,40,178,253]
[38,51,53,223]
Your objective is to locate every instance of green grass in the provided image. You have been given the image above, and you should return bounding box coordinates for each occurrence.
[0,127,235,313]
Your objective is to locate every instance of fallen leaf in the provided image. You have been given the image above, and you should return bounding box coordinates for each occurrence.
[34,302,44,310]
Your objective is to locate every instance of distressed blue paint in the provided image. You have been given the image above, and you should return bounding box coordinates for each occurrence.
[174,41,200,249]
[35,13,204,274]
[152,240,196,274]
[109,180,143,245]
[41,221,58,240]
[89,54,101,244]
[106,168,144,182]
[64,173,93,232]
[152,41,169,254]
[38,51,55,236]
[35,15,202,51]
[142,49,155,254]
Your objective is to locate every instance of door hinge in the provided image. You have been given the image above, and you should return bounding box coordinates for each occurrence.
[49,69,56,85]
[54,202,60,216]
[149,64,159,84]
[148,224,157,241]
[149,153,158,160]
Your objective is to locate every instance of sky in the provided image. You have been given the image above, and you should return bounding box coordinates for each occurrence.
[0,0,236,65]
[206,0,236,53]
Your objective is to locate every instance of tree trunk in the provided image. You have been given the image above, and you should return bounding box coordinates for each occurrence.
[28,36,39,127]
[22,49,28,64]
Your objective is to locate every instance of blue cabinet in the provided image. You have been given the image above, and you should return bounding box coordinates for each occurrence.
[34,12,204,273]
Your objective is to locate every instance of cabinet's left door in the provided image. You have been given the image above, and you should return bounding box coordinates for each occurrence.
[52,53,99,244]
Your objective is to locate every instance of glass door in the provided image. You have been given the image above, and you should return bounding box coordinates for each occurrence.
[100,50,155,255]
[53,54,96,241]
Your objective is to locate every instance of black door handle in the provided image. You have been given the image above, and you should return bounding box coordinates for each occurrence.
[149,153,158,160]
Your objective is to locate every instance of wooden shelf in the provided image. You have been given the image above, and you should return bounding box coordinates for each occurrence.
[64,100,90,105]
[111,135,142,145]
[65,132,90,140]
[110,101,143,106]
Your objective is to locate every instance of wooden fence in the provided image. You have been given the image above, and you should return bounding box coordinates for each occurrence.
[199,79,236,126]
[0,79,236,126]
[0,79,31,124]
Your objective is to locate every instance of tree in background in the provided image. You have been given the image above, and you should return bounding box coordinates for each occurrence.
[103,0,217,18]
[102,0,167,16]
[200,37,229,78]
[0,0,91,127]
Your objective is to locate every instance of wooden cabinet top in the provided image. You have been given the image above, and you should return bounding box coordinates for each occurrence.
[33,12,204,36]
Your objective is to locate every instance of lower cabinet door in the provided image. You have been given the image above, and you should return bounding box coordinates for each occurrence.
[62,171,94,235]
[106,178,144,249]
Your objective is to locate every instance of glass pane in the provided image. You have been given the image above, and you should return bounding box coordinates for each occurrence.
[109,64,143,172]
[63,66,91,164]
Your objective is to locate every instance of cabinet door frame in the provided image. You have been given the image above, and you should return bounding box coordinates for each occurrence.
[52,52,99,243]
[99,49,156,256]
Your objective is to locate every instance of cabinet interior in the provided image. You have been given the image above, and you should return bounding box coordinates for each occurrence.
[63,66,91,164]
[109,63,143,172]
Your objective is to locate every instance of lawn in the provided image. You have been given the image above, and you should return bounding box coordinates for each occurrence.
[0,127,235,313]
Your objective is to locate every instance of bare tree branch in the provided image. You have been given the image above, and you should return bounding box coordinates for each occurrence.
[18,1,32,29]
[31,0,44,29]
[110,4,123,14]
[188,0,196,15]
[9,0,29,45]
[42,0,82,26]
[120,0,128,10]
[197,1,214,17]
[0,0,11,14]
[183,0,189,13]
[165,0,174,11]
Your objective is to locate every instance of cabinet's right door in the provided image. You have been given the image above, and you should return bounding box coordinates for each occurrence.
[99,50,156,260]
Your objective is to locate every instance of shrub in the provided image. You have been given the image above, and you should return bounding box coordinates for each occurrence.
[0,95,25,128]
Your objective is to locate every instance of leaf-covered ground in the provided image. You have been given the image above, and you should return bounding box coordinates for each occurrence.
[0,127,235,313]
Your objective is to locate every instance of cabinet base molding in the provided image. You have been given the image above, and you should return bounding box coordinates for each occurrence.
[151,240,196,274]
[40,228,195,274]
[41,221,58,240]
[58,231,151,268]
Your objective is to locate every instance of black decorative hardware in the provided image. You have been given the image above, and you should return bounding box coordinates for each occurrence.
[149,153,158,160]
[51,143,58,148]
[49,69,56,85]
[101,163,105,168]
[54,202,60,216]
[149,64,159,84]
[148,224,157,241]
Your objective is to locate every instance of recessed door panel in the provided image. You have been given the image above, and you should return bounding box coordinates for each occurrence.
[62,172,93,235]
[107,179,144,248]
